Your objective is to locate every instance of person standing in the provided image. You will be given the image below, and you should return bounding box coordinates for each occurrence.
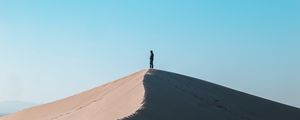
[150,50,154,69]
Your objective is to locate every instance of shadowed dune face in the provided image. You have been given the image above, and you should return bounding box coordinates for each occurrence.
[1,69,300,120]
[0,70,147,120]
[124,69,300,120]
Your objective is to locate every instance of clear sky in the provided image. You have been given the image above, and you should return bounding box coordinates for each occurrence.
[0,0,299,108]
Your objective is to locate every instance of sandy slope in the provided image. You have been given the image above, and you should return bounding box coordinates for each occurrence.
[1,69,300,120]
[0,70,147,120]
[124,69,300,120]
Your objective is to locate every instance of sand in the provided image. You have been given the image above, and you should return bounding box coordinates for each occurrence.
[0,70,147,120]
[1,69,300,120]
[125,69,300,120]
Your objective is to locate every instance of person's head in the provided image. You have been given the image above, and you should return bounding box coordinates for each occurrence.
[150,50,153,54]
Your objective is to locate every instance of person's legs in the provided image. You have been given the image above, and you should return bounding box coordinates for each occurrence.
[150,61,153,68]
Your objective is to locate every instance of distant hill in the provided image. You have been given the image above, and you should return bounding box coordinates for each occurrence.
[0,101,35,115]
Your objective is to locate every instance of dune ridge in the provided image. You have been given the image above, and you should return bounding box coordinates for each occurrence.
[1,69,300,120]
[124,69,300,120]
[0,70,147,120]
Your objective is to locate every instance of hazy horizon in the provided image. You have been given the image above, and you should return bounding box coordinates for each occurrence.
[0,0,299,108]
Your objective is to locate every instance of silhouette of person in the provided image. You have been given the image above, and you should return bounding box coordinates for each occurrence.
[150,50,154,69]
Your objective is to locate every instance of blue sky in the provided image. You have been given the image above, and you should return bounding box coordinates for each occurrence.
[0,0,299,108]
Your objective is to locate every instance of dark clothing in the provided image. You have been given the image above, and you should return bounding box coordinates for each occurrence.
[150,52,154,68]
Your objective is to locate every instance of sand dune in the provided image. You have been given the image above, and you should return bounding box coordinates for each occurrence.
[0,70,147,120]
[125,69,300,120]
[1,69,300,120]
